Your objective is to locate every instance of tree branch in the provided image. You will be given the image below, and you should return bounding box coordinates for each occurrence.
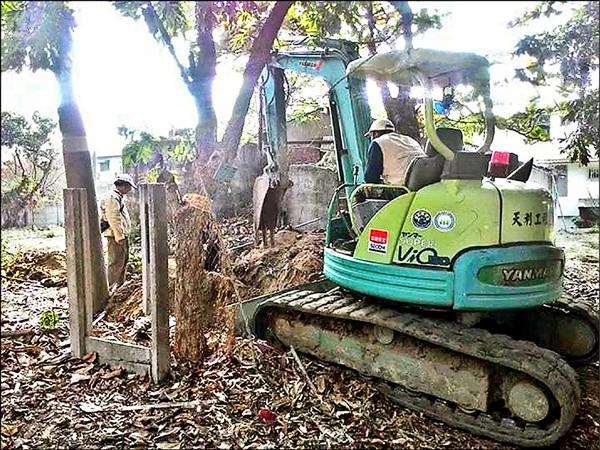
[145,1,190,85]
[220,1,293,163]
[388,1,413,51]
[14,149,25,175]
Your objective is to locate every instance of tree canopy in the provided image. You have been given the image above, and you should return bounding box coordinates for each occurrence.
[113,1,292,172]
[1,1,75,74]
[510,0,599,164]
[1,111,62,227]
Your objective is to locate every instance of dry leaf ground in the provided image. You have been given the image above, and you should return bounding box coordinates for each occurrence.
[1,228,598,449]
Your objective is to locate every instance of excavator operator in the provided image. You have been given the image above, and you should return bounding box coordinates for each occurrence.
[363,118,425,185]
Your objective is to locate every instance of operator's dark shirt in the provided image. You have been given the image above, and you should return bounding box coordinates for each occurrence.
[364,141,384,184]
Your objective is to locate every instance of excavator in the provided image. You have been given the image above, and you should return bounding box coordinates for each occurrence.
[239,39,598,447]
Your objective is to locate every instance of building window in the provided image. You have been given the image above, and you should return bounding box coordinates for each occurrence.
[589,168,599,180]
[99,160,110,172]
[554,165,568,197]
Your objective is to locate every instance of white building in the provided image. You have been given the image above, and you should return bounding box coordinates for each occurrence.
[94,154,123,197]
[491,115,599,228]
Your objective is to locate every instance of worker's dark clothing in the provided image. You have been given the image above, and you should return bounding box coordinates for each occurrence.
[364,133,425,184]
[364,141,384,184]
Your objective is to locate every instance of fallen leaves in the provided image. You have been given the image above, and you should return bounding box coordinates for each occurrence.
[257,407,277,424]
[70,373,92,384]
[81,352,97,364]
[102,368,124,380]
[78,402,103,413]
[1,423,19,437]
[1,233,598,449]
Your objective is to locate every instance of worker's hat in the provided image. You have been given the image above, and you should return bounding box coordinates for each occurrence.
[365,118,395,136]
[115,173,137,189]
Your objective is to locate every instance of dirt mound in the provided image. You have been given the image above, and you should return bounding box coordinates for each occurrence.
[105,276,144,322]
[4,250,67,287]
[233,229,324,299]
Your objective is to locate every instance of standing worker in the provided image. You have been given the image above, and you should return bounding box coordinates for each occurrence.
[363,118,425,185]
[100,174,136,294]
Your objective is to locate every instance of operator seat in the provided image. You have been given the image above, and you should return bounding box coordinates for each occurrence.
[350,128,463,233]
[404,127,464,191]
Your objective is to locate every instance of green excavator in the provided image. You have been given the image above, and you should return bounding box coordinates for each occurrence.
[239,39,598,447]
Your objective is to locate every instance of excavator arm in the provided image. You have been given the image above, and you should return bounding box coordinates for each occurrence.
[254,40,373,240]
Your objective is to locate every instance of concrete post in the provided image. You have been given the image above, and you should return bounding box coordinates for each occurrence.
[140,185,151,314]
[64,188,93,358]
[140,184,170,382]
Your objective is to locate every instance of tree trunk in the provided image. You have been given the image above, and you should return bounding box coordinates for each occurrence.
[191,1,218,162]
[389,1,413,52]
[54,63,109,313]
[172,194,235,363]
[1,206,28,229]
[371,1,420,141]
[220,1,293,163]
[380,84,421,141]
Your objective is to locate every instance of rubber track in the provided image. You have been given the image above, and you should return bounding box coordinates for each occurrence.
[544,294,599,364]
[253,288,581,447]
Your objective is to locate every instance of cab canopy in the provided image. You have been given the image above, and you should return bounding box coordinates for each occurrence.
[346,48,490,91]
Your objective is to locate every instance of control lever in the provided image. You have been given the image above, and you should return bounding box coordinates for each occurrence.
[352,165,359,185]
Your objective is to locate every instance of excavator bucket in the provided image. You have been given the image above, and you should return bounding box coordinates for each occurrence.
[253,175,283,247]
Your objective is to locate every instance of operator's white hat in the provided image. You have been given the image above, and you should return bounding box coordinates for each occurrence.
[365,118,395,136]
[115,173,137,189]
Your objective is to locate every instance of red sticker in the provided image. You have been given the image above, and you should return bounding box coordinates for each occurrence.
[368,229,389,253]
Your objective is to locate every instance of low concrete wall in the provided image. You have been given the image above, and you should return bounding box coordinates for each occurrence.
[2,203,66,228]
[213,143,266,218]
[285,164,339,231]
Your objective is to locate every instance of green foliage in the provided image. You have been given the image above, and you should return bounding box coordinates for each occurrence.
[128,224,141,245]
[113,1,192,40]
[166,128,195,163]
[127,252,142,273]
[120,126,195,169]
[411,7,444,34]
[496,102,551,144]
[288,99,323,124]
[432,101,550,146]
[434,114,486,144]
[510,1,599,164]
[218,2,270,54]
[1,239,13,277]
[1,1,75,74]
[120,129,160,168]
[509,1,562,27]
[38,310,60,330]
[285,72,329,124]
[113,1,267,59]
[1,111,61,227]
[285,2,443,47]
[1,249,22,278]
[283,2,444,141]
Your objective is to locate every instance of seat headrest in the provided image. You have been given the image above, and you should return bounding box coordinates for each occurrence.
[425,127,464,157]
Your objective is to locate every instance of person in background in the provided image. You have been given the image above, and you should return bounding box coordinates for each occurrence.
[363,118,425,185]
[100,174,136,294]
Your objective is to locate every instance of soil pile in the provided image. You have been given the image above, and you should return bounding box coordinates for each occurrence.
[105,275,144,322]
[3,250,67,287]
[232,230,325,299]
